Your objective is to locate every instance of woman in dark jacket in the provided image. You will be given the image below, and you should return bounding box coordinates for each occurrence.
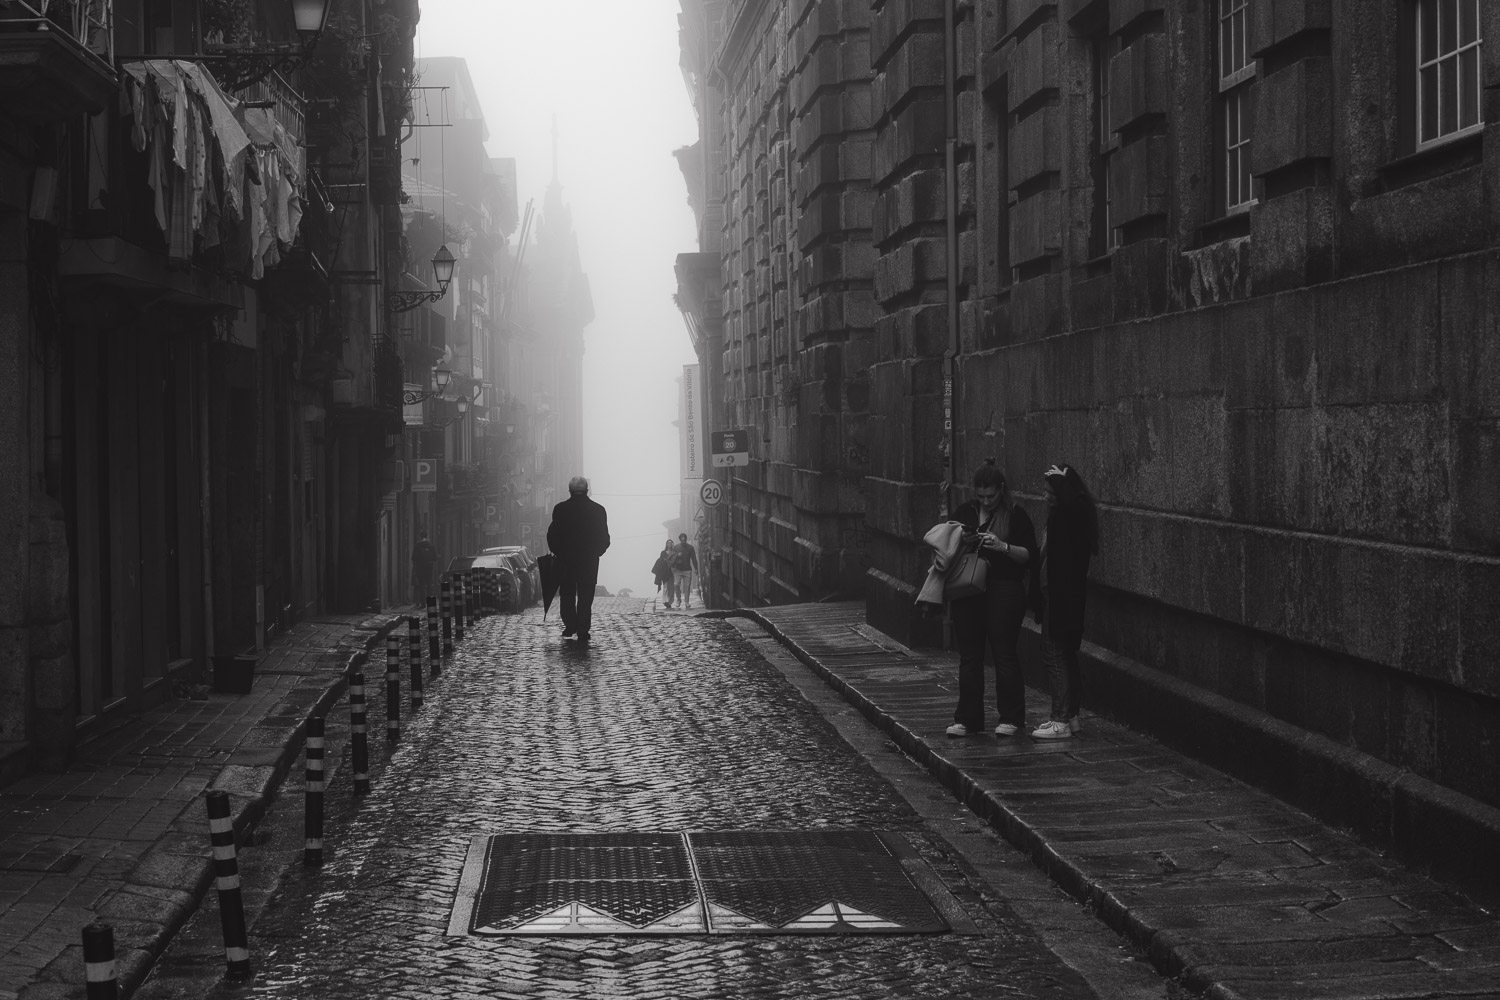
[946,461,1041,738]
[1030,464,1099,740]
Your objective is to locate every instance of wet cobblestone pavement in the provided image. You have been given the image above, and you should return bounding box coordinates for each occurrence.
[156,601,1120,999]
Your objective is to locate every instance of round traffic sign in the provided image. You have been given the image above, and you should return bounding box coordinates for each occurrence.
[699,479,724,507]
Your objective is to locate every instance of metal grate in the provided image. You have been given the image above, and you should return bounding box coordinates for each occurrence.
[449,831,955,936]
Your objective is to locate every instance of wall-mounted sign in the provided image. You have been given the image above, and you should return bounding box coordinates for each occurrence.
[710,430,750,467]
[412,459,439,492]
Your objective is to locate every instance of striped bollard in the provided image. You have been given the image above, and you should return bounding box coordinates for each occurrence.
[349,666,369,794]
[205,790,251,980]
[440,578,454,656]
[82,923,116,1000]
[408,616,424,709]
[466,572,477,626]
[426,595,441,661]
[304,717,324,867]
[454,574,466,642]
[385,636,401,741]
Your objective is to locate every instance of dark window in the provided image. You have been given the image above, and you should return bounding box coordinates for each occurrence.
[1093,35,1122,255]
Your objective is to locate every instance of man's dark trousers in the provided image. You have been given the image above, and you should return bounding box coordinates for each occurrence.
[559,556,600,636]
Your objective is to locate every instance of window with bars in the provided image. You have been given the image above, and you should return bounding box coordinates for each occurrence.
[1217,0,1256,215]
[1416,0,1483,149]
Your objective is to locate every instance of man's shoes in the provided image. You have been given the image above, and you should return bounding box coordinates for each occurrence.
[663,603,672,609]
[577,632,590,644]
[1031,720,1073,740]
[993,723,1019,736]
[562,627,576,638]
[945,723,974,737]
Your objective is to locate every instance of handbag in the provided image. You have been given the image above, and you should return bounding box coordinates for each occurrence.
[944,551,988,599]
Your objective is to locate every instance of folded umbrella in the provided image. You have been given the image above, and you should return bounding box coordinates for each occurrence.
[537,553,559,621]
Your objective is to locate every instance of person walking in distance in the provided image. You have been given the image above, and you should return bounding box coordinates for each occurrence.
[670,532,699,609]
[652,542,677,609]
[410,531,437,603]
[943,461,1040,739]
[1030,464,1099,740]
[546,476,611,643]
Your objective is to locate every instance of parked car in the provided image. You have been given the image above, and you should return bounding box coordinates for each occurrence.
[446,553,520,611]
[482,546,540,607]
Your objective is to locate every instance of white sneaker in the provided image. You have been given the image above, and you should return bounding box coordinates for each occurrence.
[945,723,973,737]
[993,723,1019,736]
[1031,720,1074,740]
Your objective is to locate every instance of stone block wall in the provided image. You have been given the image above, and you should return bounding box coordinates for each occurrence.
[947,0,1500,813]
[694,0,1500,815]
[714,0,876,606]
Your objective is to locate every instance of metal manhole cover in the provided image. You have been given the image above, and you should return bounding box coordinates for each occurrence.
[448,831,968,936]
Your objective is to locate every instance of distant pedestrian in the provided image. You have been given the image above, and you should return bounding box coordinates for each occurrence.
[545,476,611,643]
[670,533,699,610]
[944,461,1039,739]
[652,543,676,609]
[1030,464,1099,740]
[410,531,437,602]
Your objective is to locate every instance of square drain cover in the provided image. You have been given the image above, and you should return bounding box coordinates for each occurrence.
[448,830,968,936]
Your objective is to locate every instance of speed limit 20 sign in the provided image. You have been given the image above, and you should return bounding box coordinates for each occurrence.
[699,479,724,507]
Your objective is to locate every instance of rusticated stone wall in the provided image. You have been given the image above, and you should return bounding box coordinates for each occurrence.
[714,0,876,606]
[693,0,1500,815]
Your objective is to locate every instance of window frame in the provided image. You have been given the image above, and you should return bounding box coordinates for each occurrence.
[1092,34,1122,256]
[1413,0,1484,151]
[1216,0,1257,217]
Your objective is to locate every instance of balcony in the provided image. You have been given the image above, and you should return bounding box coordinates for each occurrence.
[0,0,116,123]
[62,58,307,298]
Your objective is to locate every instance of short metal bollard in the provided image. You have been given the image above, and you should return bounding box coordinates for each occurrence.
[82,923,117,1000]
[349,666,369,794]
[454,573,466,643]
[205,790,251,980]
[385,636,401,740]
[408,616,424,709]
[304,716,324,867]
[441,577,454,656]
[427,595,441,661]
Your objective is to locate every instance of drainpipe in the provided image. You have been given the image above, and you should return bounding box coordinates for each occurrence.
[941,0,960,517]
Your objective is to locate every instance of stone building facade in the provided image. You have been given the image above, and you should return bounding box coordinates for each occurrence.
[681,0,1500,874]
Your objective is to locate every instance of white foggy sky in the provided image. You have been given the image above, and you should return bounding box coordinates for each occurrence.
[416,0,700,596]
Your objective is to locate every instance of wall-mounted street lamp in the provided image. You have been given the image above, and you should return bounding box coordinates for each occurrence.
[388,245,457,313]
[401,365,455,406]
[200,0,334,91]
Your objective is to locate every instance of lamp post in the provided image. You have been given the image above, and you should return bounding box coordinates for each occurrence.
[389,245,457,313]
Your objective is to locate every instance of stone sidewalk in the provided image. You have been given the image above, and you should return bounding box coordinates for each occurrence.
[742,603,1500,1000]
[0,610,412,1000]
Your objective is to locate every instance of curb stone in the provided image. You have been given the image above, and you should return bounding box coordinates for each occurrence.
[732,607,1500,999]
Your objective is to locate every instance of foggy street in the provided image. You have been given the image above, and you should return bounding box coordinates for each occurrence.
[134,600,1171,1000]
[7,0,1500,997]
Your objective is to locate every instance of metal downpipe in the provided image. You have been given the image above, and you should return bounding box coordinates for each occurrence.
[942,0,959,516]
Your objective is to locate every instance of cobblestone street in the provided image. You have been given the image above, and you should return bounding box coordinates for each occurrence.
[142,600,1162,999]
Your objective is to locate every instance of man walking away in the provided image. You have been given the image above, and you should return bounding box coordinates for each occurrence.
[546,476,611,643]
[411,531,437,603]
[670,532,699,610]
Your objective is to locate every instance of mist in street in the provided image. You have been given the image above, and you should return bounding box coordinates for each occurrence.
[417,0,700,596]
